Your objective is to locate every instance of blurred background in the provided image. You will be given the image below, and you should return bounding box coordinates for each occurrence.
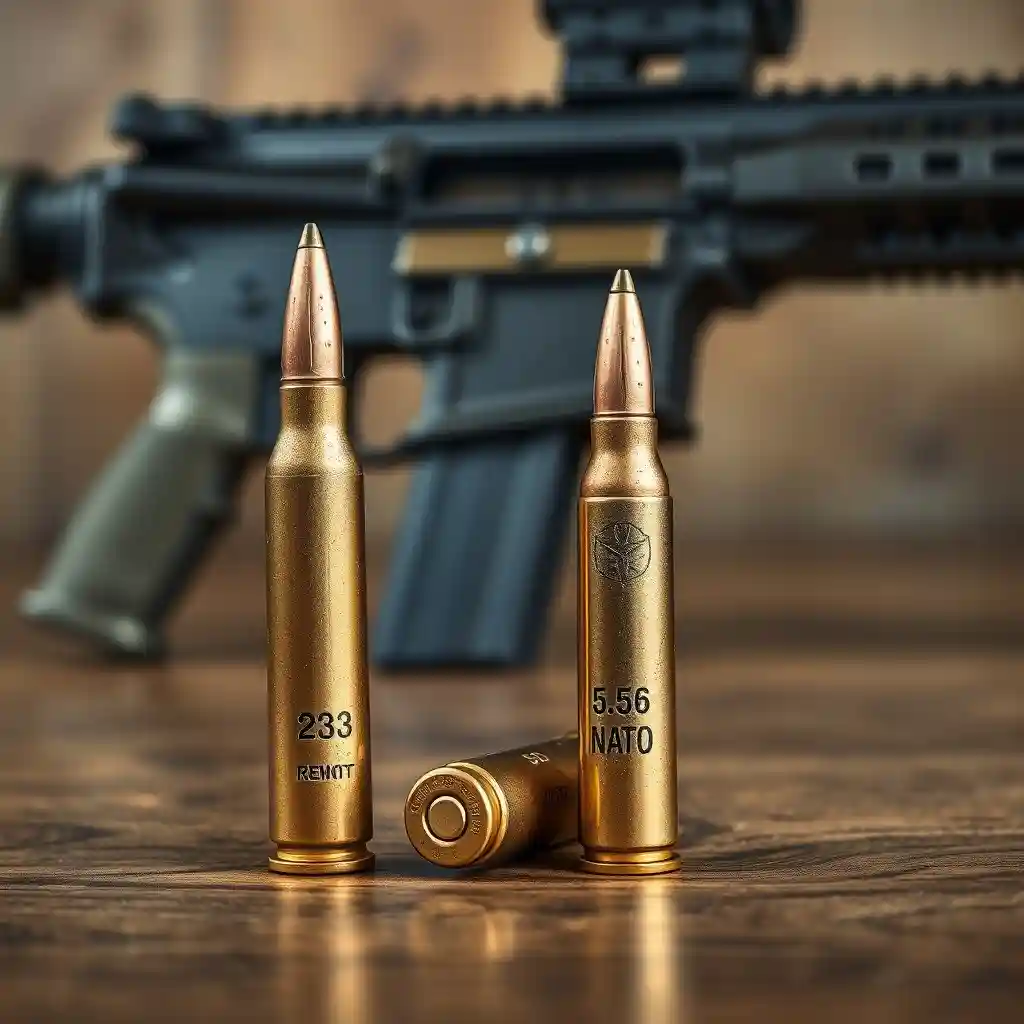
[0,0,1022,632]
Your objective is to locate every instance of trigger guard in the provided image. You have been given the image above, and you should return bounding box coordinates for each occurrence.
[390,275,482,350]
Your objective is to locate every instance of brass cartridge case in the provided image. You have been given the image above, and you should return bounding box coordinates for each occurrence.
[577,270,680,876]
[405,733,577,869]
[266,224,373,875]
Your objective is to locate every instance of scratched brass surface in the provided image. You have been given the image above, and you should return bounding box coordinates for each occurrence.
[0,551,1023,1023]
[579,417,679,874]
[266,384,373,874]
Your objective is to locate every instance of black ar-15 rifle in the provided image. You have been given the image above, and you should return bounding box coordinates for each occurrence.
[1,0,1023,668]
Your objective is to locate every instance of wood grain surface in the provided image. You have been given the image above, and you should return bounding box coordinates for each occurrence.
[0,550,1022,1023]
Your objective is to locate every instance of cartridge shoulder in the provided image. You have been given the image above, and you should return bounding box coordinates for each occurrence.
[266,430,363,477]
[580,450,668,500]
[582,415,668,498]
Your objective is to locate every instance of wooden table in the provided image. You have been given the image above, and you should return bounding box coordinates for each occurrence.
[0,546,1022,1023]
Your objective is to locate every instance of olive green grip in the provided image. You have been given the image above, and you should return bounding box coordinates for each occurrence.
[20,351,260,658]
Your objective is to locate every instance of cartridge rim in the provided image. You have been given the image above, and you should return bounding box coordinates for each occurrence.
[404,765,506,868]
[578,849,681,876]
[268,846,375,876]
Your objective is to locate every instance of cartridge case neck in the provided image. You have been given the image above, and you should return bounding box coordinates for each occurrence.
[279,381,346,431]
[581,415,668,499]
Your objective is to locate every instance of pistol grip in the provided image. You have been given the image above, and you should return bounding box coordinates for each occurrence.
[20,352,259,658]
[372,430,581,670]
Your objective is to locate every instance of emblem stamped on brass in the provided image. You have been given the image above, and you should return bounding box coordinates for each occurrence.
[592,521,651,584]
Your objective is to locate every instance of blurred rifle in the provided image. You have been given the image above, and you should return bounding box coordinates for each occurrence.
[1,0,1023,667]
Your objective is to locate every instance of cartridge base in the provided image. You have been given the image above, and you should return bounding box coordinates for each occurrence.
[268,844,375,876]
[578,849,681,877]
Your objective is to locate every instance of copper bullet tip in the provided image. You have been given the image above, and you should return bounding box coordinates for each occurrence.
[298,222,324,248]
[609,268,635,293]
[281,226,343,381]
[593,269,654,416]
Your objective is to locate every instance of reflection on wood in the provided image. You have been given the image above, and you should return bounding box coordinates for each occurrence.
[0,553,1021,1021]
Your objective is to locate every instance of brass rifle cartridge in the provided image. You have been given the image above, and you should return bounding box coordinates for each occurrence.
[405,733,577,869]
[266,223,373,875]
[577,269,680,876]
